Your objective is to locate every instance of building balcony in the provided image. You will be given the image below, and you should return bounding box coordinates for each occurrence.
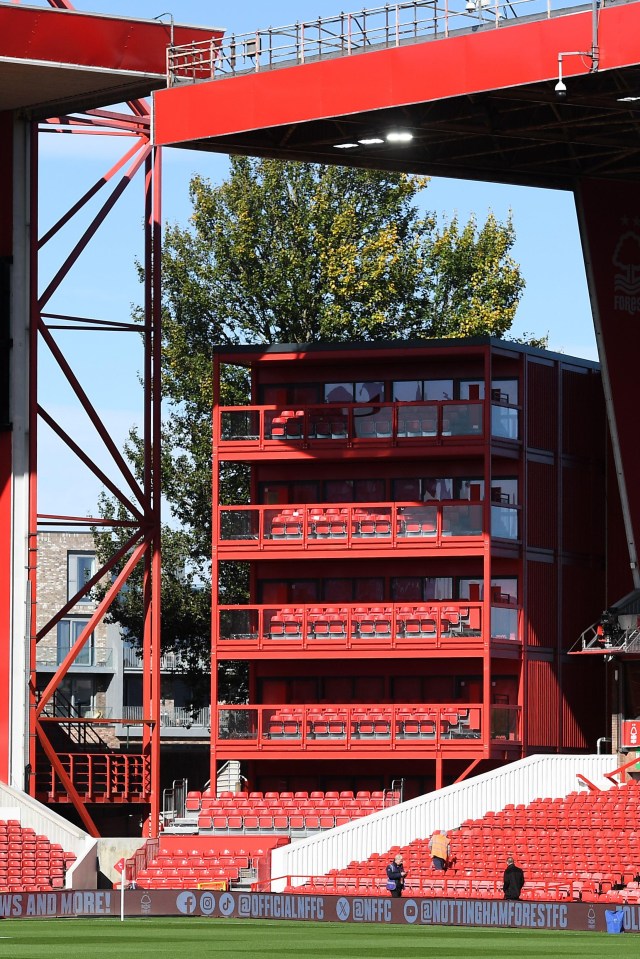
[213,703,521,758]
[118,704,210,730]
[215,501,507,555]
[122,647,207,671]
[35,647,114,672]
[217,399,508,452]
[216,601,488,657]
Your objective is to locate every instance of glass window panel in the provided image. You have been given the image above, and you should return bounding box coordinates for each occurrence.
[459,380,485,400]
[423,478,453,501]
[291,384,321,404]
[443,403,483,435]
[324,579,353,602]
[424,379,454,401]
[292,482,319,503]
[491,579,518,604]
[392,578,423,601]
[354,479,385,502]
[356,382,384,402]
[393,381,422,401]
[424,578,453,600]
[491,479,518,505]
[325,383,354,403]
[491,405,519,439]
[491,379,518,404]
[290,580,318,603]
[57,619,93,667]
[393,478,421,501]
[457,479,484,501]
[458,579,483,601]
[354,578,385,602]
[68,552,95,603]
[491,506,518,540]
[352,407,378,438]
[491,607,518,641]
[324,479,353,502]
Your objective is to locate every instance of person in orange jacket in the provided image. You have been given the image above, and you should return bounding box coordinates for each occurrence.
[428,831,450,871]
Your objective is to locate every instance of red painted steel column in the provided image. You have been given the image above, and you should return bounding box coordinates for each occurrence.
[0,111,12,782]
[576,180,640,591]
[28,121,39,790]
[210,353,220,788]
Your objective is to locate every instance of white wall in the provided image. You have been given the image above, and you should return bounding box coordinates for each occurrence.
[271,754,615,890]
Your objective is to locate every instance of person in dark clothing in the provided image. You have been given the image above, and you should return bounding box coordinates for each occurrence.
[386,854,407,898]
[503,856,525,900]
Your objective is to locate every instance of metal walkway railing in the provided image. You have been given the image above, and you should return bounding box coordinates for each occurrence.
[167,0,602,85]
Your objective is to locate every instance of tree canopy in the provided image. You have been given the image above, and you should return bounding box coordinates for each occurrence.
[96,157,526,706]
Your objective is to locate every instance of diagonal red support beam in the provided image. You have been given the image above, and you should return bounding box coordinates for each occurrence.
[36,528,144,642]
[38,404,144,520]
[37,323,146,507]
[38,138,145,249]
[36,537,149,714]
[38,142,150,310]
[35,724,99,837]
[453,758,482,785]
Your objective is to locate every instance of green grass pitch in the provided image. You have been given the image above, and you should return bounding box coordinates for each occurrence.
[0,918,638,959]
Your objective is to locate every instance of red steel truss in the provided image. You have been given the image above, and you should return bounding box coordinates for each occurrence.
[30,105,162,837]
[0,0,222,837]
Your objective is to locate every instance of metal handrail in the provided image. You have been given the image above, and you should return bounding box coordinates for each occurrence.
[167,0,601,85]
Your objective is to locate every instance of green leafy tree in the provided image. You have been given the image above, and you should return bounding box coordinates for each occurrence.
[96,157,526,706]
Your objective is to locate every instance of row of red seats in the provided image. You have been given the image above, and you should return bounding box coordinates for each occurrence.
[196,811,372,832]
[188,788,392,809]
[267,605,480,638]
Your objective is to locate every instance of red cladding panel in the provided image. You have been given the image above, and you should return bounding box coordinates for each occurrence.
[526,657,558,750]
[0,7,222,74]
[562,462,603,556]
[561,563,604,653]
[526,361,556,452]
[526,561,556,650]
[526,462,557,551]
[561,657,603,750]
[154,5,640,147]
[561,369,598,458]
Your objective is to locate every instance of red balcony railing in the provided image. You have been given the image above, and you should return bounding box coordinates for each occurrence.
[36,752,151,804]
[216,501,485,550]
[213,703,521,754]
[216,703,484,750]
[217,400,486,448]
[216,601,484,653]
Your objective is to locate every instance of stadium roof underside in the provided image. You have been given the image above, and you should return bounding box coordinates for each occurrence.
[154,1,640,190]
[0,4,222,117]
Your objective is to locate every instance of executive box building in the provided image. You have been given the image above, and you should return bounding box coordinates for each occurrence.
[208,337,629,799]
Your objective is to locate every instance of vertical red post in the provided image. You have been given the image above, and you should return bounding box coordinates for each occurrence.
[28,120,39,790]
[210,353,220,788]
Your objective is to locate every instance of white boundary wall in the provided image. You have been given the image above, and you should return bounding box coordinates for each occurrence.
[0,780,96,888]
[271,754,614,890]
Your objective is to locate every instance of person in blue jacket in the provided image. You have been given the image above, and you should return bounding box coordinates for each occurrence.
[386,854,407,898]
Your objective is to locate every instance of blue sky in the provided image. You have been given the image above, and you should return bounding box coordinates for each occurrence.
[36,0,596,517]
